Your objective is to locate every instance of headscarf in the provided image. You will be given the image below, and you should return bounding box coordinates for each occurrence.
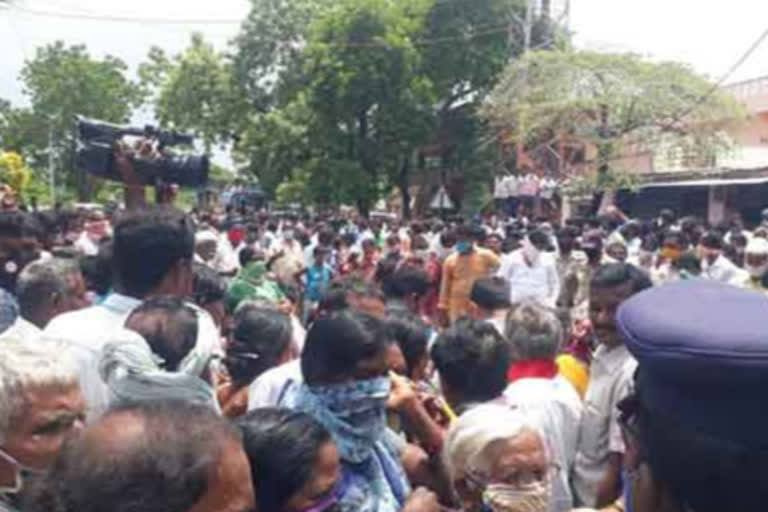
[98,329,220,412]
[288,378,409,512]
[227,262,285,311]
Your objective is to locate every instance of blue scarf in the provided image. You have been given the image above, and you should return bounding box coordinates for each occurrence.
[290,378,409,512]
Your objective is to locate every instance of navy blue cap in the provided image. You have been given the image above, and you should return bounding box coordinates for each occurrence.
[617,279,768,445]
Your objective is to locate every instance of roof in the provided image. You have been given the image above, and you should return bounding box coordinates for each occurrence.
[637,166,768,189]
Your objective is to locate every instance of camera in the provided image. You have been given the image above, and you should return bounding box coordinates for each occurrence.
[76,116,209,187]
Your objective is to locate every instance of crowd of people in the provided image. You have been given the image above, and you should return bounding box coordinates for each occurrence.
[1,173,767,512]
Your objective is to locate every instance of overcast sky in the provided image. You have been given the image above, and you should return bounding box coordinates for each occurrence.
[2,0,768,106]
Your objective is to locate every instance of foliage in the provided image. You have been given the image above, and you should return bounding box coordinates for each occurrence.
[0,151,31,193]
[232,0,331,112]
[482,50,745,178]
[139,34,245,152]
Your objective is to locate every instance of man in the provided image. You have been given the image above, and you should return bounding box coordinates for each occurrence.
[483,232,503,256]
[0,212,43,295]
[0,340,85,512]
[555,227,590,320]
[26,401,255,512]
[431,318,511,415]
[45,207,221,418]
[572,263,652,508]
[383,264,431,318]
[699,231,748,286]
[468,277,510,336]
[498,230,560,308]
[744,237,768,290]
[503,300,582,512]
[613,280,768,512]
[74,210,111,256]
[271,224,305,286]
[2,259,89,341]
[438,224,500,324]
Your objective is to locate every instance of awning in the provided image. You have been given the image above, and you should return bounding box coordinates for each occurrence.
[641,176,768,189]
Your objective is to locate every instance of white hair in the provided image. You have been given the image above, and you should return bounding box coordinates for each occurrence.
[504,300,563,361]
[443,403,540,482]
[0,338,78,442]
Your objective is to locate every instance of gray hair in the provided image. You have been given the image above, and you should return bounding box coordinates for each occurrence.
[504,300,563,361]
[234,298,277,315]
[17,258,81,316]
[0,338,78,442]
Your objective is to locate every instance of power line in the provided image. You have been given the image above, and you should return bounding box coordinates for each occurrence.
[10,4,244,24]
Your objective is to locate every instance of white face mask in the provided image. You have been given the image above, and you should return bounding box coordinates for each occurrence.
[482,480,551,512]
[521,238,539,262]
[746,262,768,278]
[0,447,46,495]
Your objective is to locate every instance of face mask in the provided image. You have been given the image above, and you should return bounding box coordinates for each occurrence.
[0,448,46,495]
[746,262,768,278]
[284,230,295,241]
[522,238,539,262]
[456,241,473,254]
[482,481,551,512]
[85,220,109,240]
[283,480,344,512]
[310,376,390,461]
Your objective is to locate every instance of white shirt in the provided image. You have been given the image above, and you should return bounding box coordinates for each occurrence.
[0,316,42,342]
[503,376,583,512]
[702,254,749,287]
[45,293,223,419]
[247,359,303,410]
[572,344,637,508]
[499,249,560,307]
[74,233,100,256]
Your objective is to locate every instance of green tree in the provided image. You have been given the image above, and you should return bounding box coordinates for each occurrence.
[12,41,143,199]
[482,50,744,182]
[232,0,332,112]
[139,34,245,152]
[299,0,437,216]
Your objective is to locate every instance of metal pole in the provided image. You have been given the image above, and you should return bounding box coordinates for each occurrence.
[48,122,56,206]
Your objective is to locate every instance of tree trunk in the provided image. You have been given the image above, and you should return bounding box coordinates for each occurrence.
[398,153,412,220]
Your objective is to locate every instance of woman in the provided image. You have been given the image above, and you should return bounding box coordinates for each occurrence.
[227,260,287,312]
[238,408,343,512]
[285,311,411,512]
[444,403,552,512]
[217,306,293,418]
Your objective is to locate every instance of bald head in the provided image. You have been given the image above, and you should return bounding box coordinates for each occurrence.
[27,401,254,512]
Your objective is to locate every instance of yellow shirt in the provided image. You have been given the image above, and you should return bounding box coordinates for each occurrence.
[438,247,501,322]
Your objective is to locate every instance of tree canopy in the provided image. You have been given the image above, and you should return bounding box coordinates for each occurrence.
[482,50,745,179]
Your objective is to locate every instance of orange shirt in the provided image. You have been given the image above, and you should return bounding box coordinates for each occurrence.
[438,247,501,322]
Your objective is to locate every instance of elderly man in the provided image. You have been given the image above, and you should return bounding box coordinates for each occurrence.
[0,340,85,512]
[26,401,255,512]
[608,280,768,512]
[503,300,582,512]
[1,259,89,341]
[743,237,768,290]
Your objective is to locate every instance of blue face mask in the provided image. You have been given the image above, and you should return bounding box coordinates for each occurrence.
[297,376,391,463]
[456,241,473,254]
